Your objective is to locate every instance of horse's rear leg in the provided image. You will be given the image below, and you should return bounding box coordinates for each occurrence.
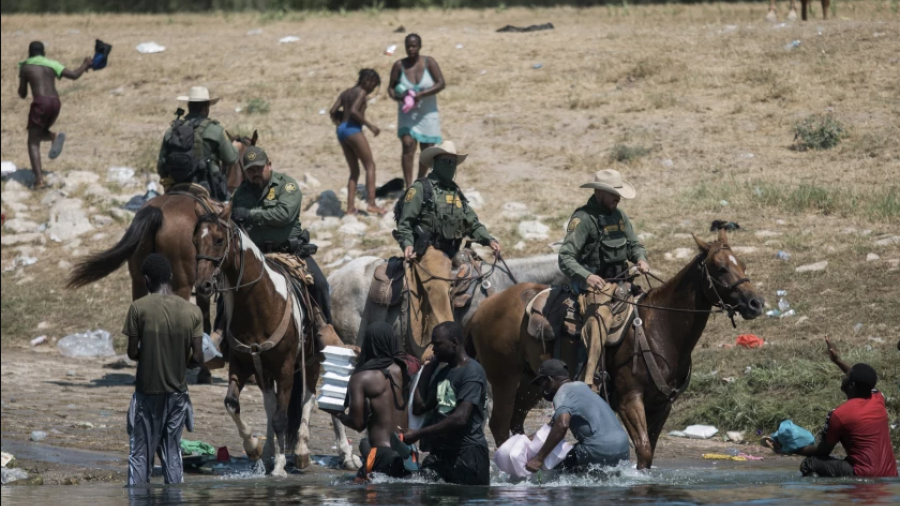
[509,376,543,435]
[618,395,652,470]
[487,373,520,447]
[647,404,673,459]
[225,369,263,460]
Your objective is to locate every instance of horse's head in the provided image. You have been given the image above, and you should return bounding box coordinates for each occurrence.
[226,130,258,190]
[692,228,765,320]
[193,202,235,298]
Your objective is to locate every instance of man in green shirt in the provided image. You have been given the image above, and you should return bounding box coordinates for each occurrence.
[157,86,238,201]
[394,141,500,358]
[124,254,204,486]
[230,146,333,341]
[558,169,650,391]
[18,41,92,189]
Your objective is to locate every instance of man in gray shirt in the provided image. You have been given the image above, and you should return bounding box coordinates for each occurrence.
[526,359,630,473]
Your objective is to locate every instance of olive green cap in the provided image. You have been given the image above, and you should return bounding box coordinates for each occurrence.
[242,146,268,170]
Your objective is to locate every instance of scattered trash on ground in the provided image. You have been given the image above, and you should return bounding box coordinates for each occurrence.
[216,446,231,462]
[1,161,16,177]
[122,184,160,212]
[385,44,397,56]
[30,430,48,442]
[736,334,764,349]
[660,159,674,167]
[725,431,745,443]
[710,220,740,232]
[767,420,814,453]
[246,29,263,36]
[136,42,165,54]
[315,190,344,218]
[853,323,864,333]
[497,23,554,33]
[1,452,14,468]
[795,260,827,273]
[775,250,791,261]
[30,336,47,347]
[455,44,464,49]
[683,425,719,439]
[181,439,216,456]
[703,453,747,461]
[374,178,406,199]
[57,330,116,358]
[1,467,30,485]
[106,166,135,185]
[784,40,801,50]
[74,421,94,429]
[532,63,543,69]
[279,36,300,44]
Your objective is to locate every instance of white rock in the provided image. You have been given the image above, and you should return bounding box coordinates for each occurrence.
[873,235,900,247]
[110,209,133,221]
[58,260,73,270]
[1,183,31,204]
[48,199,94,241]
[5,202,29,213]
[731,246,759,255]
[866,253,880,262]
[62,171,100,190]
[795,260,828,273]
[41,190,68,206]
[795,316,809,326]
[501,202,529,219]
[668,248,694,260]
[673,233,692,240]
[91,233,108,242]
[91,215,114,228]
[303,173,322,188]
[637,232,655,241]
[755,230,782,238]
[518,220,550,241]
[513,241,526,251]
[338,222,368,235]
[106,167,136,185]
[4,218,40,234]
[84,184,111,200]
[463,189,484,209]
[886,259,899,271]
[1,233,46,246]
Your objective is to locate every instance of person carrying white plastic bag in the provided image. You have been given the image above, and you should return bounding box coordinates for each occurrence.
[495,424,573,478]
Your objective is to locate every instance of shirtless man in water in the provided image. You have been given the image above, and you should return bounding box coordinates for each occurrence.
[322,323,411,481]
[330,69,386,215]
[18,41,91,189]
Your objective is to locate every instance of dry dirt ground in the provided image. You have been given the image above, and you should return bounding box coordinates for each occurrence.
[1,3,898,484]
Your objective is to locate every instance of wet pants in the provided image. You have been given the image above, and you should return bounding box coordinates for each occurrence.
[406,246,454,357]
[127,391,193,486]
[420,444,490,486]
[358,438,408,480]
[800,456,855,477]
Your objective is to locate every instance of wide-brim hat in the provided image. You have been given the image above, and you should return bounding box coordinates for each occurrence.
[580,169,636,199]
[177,86,220,105]
[420,141,468,167]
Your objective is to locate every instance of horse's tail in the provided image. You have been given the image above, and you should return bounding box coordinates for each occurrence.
[286,365,307,451]
[66,206,164,289]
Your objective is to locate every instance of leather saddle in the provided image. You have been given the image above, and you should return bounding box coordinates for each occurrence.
[370,257,407,307]
[523,283,638,348]
[169,183,223,215]
[369,249,485,309]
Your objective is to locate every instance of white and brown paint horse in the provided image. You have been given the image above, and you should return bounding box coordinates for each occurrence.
[193,203,359,476]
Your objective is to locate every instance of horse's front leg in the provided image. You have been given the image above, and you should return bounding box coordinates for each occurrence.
[224,368,263,460]
[267,375,292,478]
[618,394,653,470]
[331,415,361,470]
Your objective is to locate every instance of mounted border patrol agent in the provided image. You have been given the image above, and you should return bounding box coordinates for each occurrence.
[558,169,651,392]
[393,141,501,358]
[157,86,238,202]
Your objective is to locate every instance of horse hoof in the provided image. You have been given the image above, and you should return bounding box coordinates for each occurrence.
[765,10,777,22]
[270,467,288,478]
[787,10,797,21]
[245,438,264,460]
[296,454,311,470]
[344,454,362,471]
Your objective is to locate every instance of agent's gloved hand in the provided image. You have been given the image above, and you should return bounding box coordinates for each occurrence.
[232,207,251,223]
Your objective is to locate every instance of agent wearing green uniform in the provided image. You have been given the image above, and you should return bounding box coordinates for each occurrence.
[395,141,501,358]
[228,146,333,340]
[558,169,650,391]
[157,87,237,201]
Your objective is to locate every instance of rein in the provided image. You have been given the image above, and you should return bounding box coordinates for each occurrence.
[407,251,518,287]
[195,216,265,293]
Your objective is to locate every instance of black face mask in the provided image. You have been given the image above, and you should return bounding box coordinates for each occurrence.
[432,158,458,184]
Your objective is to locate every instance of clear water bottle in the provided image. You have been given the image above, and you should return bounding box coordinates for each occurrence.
[775,250,791,261]
[780,309,796,318]
[784,40,801,50]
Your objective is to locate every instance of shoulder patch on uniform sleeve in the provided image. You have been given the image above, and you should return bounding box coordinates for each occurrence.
[404,187,417,203]
[567,217,581,233]
[285,183,297,193]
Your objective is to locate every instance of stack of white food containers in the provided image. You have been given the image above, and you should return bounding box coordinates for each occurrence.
[317,346,357,411]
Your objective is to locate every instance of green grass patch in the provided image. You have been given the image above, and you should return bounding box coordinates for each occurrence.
[793,113,847,151]
[609,143,651,164]
[245,98,271,115]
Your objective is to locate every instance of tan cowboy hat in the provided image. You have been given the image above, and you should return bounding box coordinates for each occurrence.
[580,169,636,199]
[176,86,220,105]
[420,140,468,167]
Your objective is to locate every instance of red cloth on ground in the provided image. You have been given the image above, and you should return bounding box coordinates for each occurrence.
[27,95,61,132]
[735,334,764,349]
[824,391,898,478]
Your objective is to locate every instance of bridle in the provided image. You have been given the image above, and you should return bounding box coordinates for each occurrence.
[699,246,751,328]
[194,214,265,293]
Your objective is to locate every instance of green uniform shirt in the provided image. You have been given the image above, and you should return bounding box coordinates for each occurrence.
[558,197,648,285]
[156,114,238,179]
[231,171,304,250]
[122,293,203,395]
[395,174,494,250]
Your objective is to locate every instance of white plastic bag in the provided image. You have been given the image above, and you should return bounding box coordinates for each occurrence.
[136,42,165,54]
[57,330,116,358]
[493,424,573,478]
[683,424,719,439]
[201,333,222,363]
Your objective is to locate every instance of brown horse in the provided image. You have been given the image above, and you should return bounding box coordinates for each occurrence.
[468,229,764,470]
[67,133,255,380]
[193,203,358,476]
[767,0,829,21]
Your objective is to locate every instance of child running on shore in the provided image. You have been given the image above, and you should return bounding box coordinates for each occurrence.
[330,69,386,215]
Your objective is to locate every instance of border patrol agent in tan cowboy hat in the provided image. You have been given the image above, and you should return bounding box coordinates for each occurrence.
[393,140,498,359]
[157,86,236,201]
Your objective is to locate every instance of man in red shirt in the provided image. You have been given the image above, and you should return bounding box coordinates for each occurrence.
[775,337,898,478]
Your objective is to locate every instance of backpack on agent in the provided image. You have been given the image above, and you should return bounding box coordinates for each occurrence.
[164,116,212,185]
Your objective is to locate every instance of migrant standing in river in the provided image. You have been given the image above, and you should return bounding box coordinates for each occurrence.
[124,254,204,486]
[388,33,445,188]
[17,41,91,189]
[330,69,387,216]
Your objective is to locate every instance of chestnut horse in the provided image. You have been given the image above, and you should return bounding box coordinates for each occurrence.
[67,132,255,380]
[467,229,765,470]
[193,203,358,476]
[767,0,829,21]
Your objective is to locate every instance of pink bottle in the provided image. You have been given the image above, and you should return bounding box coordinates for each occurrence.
[402,90,417,114]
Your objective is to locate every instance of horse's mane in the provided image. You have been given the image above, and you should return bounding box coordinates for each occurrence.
[647,239,727,300]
